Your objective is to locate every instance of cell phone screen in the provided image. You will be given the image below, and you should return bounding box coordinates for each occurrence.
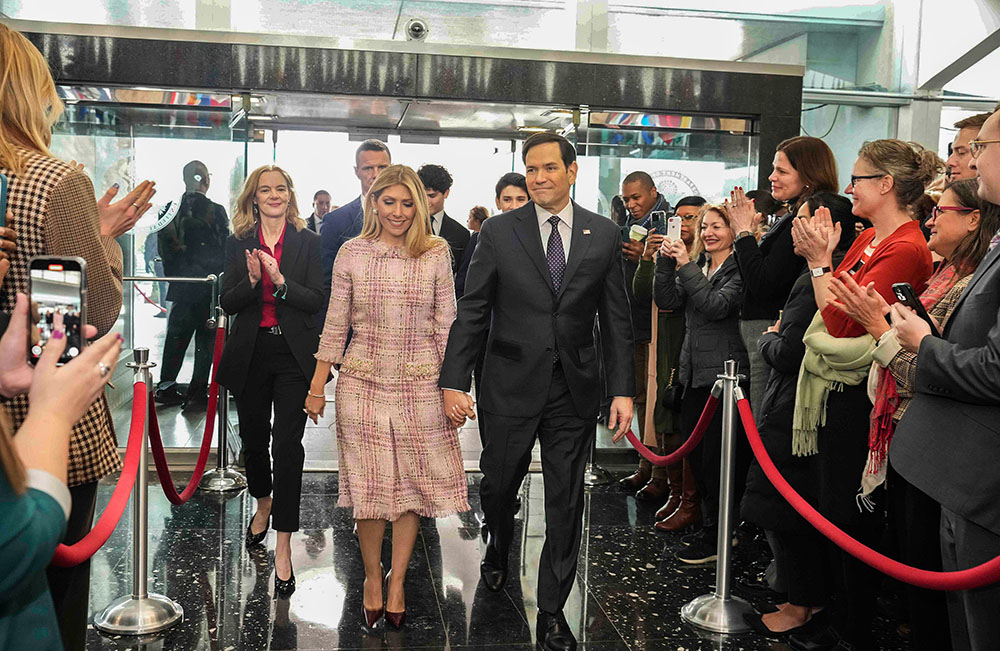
[29,264,85,364]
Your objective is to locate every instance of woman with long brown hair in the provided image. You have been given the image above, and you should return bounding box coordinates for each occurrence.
[216,164,325,598]
[304,165,468,630]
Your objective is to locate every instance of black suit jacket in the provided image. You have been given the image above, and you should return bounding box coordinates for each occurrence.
[439,201,635,418]
[157,192,229,303]
[891,243,1000,535]
[215,225,325,397]
[438,212,471,274]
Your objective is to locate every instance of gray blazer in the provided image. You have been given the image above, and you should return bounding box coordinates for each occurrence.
[891,244,1000,536]
[654,253,749,388]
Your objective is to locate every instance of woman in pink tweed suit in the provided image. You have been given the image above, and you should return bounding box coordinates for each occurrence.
[304,165,468,630]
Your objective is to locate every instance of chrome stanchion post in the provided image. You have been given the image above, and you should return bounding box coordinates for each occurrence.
[95,348,184,635]
[681,359,754,633]
[200,291,247,493]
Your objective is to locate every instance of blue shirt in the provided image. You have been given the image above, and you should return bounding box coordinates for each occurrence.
[320,196,364,295]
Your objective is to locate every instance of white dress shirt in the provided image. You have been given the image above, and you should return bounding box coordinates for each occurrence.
[535,201,573,262]
[430,211,445,236]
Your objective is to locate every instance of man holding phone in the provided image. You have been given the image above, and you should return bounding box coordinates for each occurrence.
[617,171,673,502]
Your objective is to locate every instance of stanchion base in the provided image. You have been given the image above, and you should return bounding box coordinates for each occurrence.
[198,467,248,493]
[583,462,612,487]
[681,593,754,634]
[93,593,183,635]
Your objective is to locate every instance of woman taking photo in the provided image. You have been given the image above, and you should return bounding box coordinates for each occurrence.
[305,165,468,631]
[217,165,324,598]
[826,178,996,650]
[729,136,839,418]
[653,204,748,564]
[789,139,940,650]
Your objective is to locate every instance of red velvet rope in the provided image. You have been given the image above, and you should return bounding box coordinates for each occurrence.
[147,326,225,505]
[623,394,719,466]
[739,398,1000,591]
[51,382,147,568]
[133,284,167,314]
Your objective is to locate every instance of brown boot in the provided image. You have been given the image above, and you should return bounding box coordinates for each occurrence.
[655,462,684,520]
[635,474,669,502]
[618,458,652,490]
[655,459,701,532]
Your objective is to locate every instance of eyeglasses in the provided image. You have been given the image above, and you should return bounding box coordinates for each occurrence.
[969,139,1000,159]
[930,205,974,220]
[678,214,698,221]
[850,174,886,186]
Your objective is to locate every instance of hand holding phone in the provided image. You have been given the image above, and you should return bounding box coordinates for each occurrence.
[891,283,941,337]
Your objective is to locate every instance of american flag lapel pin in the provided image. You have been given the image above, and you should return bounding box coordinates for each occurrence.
[583,229,591,235]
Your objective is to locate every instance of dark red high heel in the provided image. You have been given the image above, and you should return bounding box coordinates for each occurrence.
[362,564,385,631]
[384,569,406,629]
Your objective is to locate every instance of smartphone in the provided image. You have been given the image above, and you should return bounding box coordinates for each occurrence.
[666,215,682,241]
[0,172,8,227]
[649,210,667,234]
[892,282,940,337]
[27,256,88,365]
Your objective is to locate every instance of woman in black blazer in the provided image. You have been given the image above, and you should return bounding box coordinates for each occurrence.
[216,165,324,598]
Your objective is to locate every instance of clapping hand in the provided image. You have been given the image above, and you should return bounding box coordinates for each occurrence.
[245,249,262,286]
[257,249,285,285]
[0,217,14,287]
[98,180,157,238]
[827,272,891,337]
[659,237,690,266]
[791,205,839,267]
[726,186,762,235]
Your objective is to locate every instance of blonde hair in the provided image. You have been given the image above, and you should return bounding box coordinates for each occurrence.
[360,165,444,258]
[0,23,64,174]
[858,140,945,209]
[232,165,305,239]
[0,410,26,495]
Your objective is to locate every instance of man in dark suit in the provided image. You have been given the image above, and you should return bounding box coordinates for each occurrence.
[319,140,390,300]
[417,163,470,274]
[890,108,1000,651]
[305,189,331,233]
[440,133,635,651]
[154,160,229,409]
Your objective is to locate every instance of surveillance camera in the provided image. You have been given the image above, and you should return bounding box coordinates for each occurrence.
[405,18,429,41]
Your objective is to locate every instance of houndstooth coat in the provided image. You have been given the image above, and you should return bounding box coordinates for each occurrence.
[0,147,123,487]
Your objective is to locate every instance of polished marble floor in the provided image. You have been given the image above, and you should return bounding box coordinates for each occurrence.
[82,470,917,651]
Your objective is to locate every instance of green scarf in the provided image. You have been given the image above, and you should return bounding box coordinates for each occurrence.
[792,311,875,456]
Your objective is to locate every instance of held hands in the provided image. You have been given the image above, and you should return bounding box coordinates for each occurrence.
[609,396,635,443]
[0,294,99,399]
[98,180,157,238]
[659,237,690,267]
[642,232,665,261]
[891,303,934,353]
[304,393,325,424]
[622,239,644,264]
[791,206,839,267]
[726,186,762,235]
[827,272,891,338]
[443,389,476,428]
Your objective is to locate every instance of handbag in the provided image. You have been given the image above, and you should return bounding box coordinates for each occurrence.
[659,367,683,413]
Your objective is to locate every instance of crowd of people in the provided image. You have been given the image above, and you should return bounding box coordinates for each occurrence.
[2,19,1000,651]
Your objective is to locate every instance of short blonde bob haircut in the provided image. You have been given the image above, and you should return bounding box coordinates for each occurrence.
[232,165,305,239]
[0,23,65,174]
[359,164,445,258]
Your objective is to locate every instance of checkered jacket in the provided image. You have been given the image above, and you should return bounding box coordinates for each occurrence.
[0,147,123,487]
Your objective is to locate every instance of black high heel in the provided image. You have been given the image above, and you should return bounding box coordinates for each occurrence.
[384,570,406,629]
[245,514,269,548]
[275,562,296,598]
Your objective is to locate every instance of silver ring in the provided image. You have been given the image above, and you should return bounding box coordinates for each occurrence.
[98,362,111,378]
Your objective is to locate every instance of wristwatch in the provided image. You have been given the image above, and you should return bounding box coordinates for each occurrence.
[736,230,754,241]
[810,266,831,278]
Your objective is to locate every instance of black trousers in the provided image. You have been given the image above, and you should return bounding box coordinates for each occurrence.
[480,363,592,614]
[887,463,951,651]
[160,299,214,387]
[234,330,308,532]
[46,480,98,651]
[769,527,829,607]
[682,383,750,530]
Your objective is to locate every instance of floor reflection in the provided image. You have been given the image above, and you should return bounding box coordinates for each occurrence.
[84,473,914,650]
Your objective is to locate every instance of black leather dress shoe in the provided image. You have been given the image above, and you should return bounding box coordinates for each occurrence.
[536,610,576,651]
[480,537,507,592]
